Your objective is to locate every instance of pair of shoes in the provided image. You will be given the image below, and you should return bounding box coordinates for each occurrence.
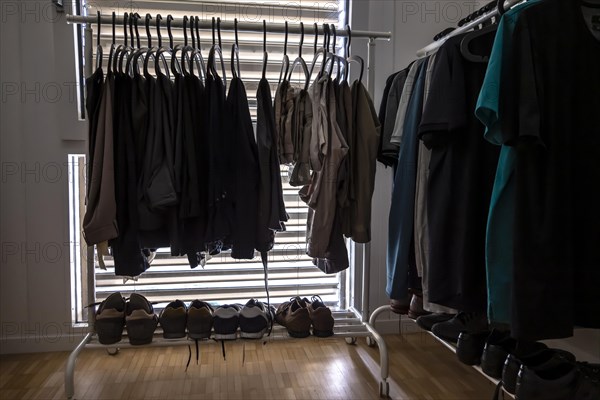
[158,300,214,339]
[125,293,159,345]
[275,296,334,338]
[416,312,455,331]
[94,292,158,345]
[516,360,600,400]
[213,299,274,340]
[431,311,488,343]
[407,294,431,319]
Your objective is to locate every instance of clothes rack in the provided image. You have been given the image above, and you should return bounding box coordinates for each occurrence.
[64,14,393,399]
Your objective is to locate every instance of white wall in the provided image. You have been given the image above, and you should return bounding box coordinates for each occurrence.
[0,2,88,354]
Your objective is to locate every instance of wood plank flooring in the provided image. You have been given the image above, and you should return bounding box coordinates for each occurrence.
[0,333,495,399]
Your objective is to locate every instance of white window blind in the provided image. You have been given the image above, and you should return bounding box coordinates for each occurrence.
[74,0,348,323]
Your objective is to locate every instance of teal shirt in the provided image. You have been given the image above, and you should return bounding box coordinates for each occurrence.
[475,0,541,324]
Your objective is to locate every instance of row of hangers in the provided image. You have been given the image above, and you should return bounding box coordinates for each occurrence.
[94,12,364,92]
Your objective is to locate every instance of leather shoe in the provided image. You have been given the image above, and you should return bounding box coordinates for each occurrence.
[431,312,488,343]
[390,297,410,315]
[457,331,490,365]
[516,361,600,400]
[416,313,455,331]
[481,329,516,379]
[407,294,431,319]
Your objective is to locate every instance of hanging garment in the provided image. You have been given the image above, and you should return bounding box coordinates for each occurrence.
[347,80,381,243]
[312,77,351,273]
[376,70,400,165]
[228,76,261,260]
[205,72,233,247]
[256,77,288,253]
[378,64,413,166]
[274,79,290,163]
[475,0,541,326]
[302,76,348,260]
[110,68,149,277]
[386,58,428,302]
[419,32,499,313]
[501,0,600,340]
[413,52,456,314]
[85,66,104,201]
[275,80,296,164]
[336,79,353,237]
[389,61,422,147]
[289,88,313,187]
[83,70,118,246]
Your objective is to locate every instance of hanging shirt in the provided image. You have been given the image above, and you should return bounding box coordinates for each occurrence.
[289,88,313,187]
[475,0,541,326]
[418,32,499,312]
[386,59,428,301]
[390,61,422,147]
[501,0,600,340]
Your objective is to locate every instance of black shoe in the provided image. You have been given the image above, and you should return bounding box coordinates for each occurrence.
[125,293,159,345]
[159,300,187,339]
[480,329,517,379]
[94,292,126,344]
[503,345,574,395]
[431,312,488,343]
[457,331,490,365]
[416,313,455,331]
[516,361,600,400]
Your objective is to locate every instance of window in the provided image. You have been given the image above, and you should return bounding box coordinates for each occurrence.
[71,0,349,324]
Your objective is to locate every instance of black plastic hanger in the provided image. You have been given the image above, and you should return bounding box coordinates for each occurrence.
[345,25,364,83]
[132,13,141,49]
[193,16,207,81]
[107,12,116,73]
[231,18,241,79]
[497,0,506,16]
[287,21,310,89]
[460,23,497,63]
[156,14,162,48]
[278,21,290,85]
[208,17,227,90]
[261,20,268,80]
[313,23,318,54]
[167,14,174,50]
[145,14,152,48]
[96,11,103,69]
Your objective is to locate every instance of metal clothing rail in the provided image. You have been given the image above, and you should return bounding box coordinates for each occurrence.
[416,0,523,57]
[63,16,392,399]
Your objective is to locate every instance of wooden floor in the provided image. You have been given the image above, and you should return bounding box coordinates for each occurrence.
[0,333,495,400]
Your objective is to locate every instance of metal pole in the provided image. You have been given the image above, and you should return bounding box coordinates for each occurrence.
[66,14,391,41]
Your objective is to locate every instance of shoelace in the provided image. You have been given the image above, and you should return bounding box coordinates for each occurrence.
[577,362,600,384]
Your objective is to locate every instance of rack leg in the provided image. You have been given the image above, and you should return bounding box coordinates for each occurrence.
[65,332,92,399]
[364,317,389,397]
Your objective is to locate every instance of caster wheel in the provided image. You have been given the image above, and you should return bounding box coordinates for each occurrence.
[366,336,376,347]
[345,337,357,345]
[106,348,119,356]
[379,381,389,397]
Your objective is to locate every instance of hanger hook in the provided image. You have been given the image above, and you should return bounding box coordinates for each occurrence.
[195,16,201,49]
[156,14,162,48]
[313,22,318,53]
[299,22,304,58]
[133,13,141,49]
[263,20,267,54]
[346,24,352,57]
[128,13,135,48]
[217,17,222,48]
[212,17,216,46]
[331,24,336,53]
[123,13,128,46]
[145,14,152,47]
[190,15,195,49]
[96,11,101,48]
[111,12,116,45]
[322,23,328,50]
[167,14,174,50]
[234,18,239,47]
[283,21,288,56]
[183,16,188,46]
[497,0,506,16]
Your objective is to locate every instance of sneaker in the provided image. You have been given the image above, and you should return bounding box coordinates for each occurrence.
[213,304,241,340]
[239,299,274,339]
[431,311,488,343]
[125,293,158,345]
[187,300,214,339]
[159,300,187,339]
[307,295,334,337]
[415,312,455,331]
[275,297,311,338]
[94,292,126,344]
